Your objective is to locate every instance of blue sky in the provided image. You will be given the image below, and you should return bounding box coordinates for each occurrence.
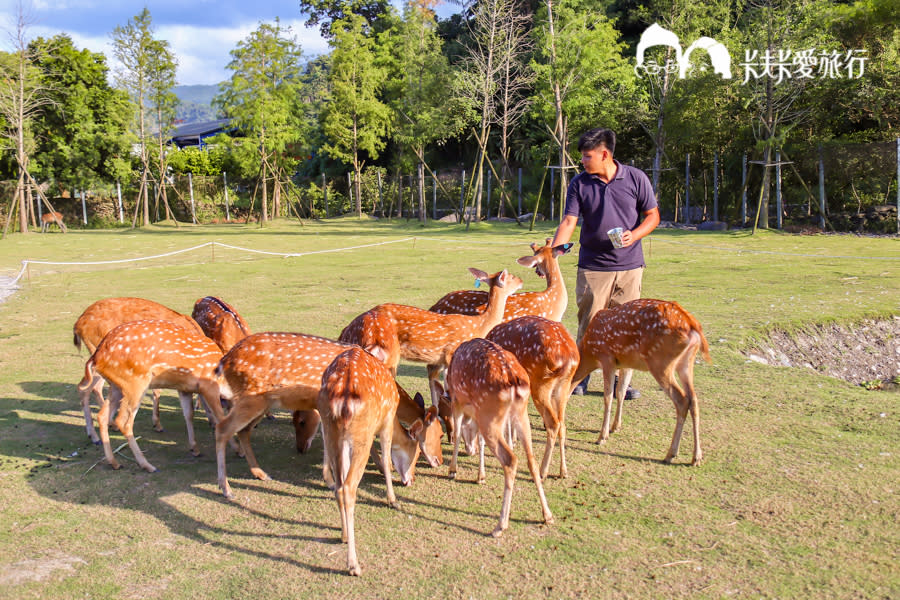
[0,1,457,86]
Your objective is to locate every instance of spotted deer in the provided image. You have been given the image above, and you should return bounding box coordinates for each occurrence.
[77,320,227,473]
[339,268,523,408]
[213,332,442,499]
[436,338,554,538]
[572,299,711,466]
[191,296,251,353]
[40,211,66,233]
[486,316,579,479]
[319,347,436,576]
[429,240,572,323]
[73,297,205,443]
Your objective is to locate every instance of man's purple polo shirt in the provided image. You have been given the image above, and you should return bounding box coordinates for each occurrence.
[563,160,658,271]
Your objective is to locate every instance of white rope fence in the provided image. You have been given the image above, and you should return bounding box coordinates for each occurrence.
[0,238,417,290]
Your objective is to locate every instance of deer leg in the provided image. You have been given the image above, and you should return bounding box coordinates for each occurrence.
[150,390,163,432]
[448,410,464,480]
[176,391,200,456]
[656,372,688,464]
[556,378,571,479]
[676,352,702,465]
[236,416,268,480]
[477,433,486,484]
[378,419,398,508]
[426,364,444,407]
[115,388,156,473]
[513,400,553,526]
[481,426,517,538]
[342,482,361,576]
[596,363,617,443]
[97,392,120,470]
[611,368,634,434]
[215,398,265,498]
[81,379,101,444]
[533,383,558,479]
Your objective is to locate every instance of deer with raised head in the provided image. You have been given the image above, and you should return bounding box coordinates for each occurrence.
[486,316,579,479]
[436,338,554,538]
[40,211,66,233]
[77,319,227,473]
[572,298,711,466]
[74,297,205,443]
[339,268,523,408]
[213,332,442,499]
[319,347,438,576]
[429,240,572,323]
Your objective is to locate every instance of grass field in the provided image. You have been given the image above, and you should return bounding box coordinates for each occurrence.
[0,219,897,599]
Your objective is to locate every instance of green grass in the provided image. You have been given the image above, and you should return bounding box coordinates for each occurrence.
[1,219,898,599]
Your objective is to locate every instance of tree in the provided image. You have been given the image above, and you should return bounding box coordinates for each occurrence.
[216,19,305,224]
[0,1,55,234]
[321,13,391,217]
[298,0,391,37]
[29,35,133,199]
[147,39,179,222]
[385,0,464,222]
[111,8,161,227]
[532,0,638,219]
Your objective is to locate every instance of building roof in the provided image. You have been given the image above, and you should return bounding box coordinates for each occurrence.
[169,119,234,148]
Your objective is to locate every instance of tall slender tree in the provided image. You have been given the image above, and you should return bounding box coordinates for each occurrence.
[147,38,178,222]
[216,19,305,224]
[111,8,158,227]
[321,13,391,217]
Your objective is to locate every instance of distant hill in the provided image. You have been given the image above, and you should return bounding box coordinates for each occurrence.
[173,84,222,124]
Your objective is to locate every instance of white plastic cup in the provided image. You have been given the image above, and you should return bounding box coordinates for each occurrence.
[607,227,625,248]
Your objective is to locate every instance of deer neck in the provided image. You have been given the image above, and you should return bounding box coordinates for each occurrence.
[543,258,567,318]
[474,285,514,335]
[390,417,420,485]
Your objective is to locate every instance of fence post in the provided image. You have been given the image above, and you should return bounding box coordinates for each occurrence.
[154,184,159,222]
[80,189,87,225]
[223,172,230,221]
[460,169,465,217]
[188,172,197,224]
[432,171,437,221]
[685,153,691,224]
[116,180,124,223]
[549,168,555,222]
[775,150,782,229]
[517,167,522,216]
[818,145,826,230]
[418,162,426,223]
[347,172,353,215]
[713,151,719,222]
[322,173,329,219]
[377,171,383,216]
[741,153,747,227]
[486,169,492,217]
[896,138,899,234]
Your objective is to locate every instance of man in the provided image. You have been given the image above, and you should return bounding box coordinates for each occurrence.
[551,127,660,396]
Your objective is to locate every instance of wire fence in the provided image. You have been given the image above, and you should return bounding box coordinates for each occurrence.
[1,139,897,233]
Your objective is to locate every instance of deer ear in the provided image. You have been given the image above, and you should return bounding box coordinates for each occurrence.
[424,404,438,424]
[408,419,424,439]
[517,255,539,268]
[468,267,489,282]
[496,269,509,287]
[413,392,425,412]
[553,242,573,256]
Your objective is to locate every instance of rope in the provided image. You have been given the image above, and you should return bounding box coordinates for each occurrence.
[0,238,419,289]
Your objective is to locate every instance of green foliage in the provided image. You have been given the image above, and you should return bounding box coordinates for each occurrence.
[321,14,392,170]
[165,146,227,176]
[27,35,134,190]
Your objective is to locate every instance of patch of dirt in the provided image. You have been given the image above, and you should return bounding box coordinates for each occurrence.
[745,317,900,389]
[0,553,87,586]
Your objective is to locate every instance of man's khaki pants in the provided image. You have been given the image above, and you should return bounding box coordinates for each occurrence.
[575,267,644,346]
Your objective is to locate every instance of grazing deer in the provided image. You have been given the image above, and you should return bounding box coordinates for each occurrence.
[572,299,711,466]
[486,316,579,479]
[40,211,66,233]
[319,347,439,576]
[339,268,523,407]
[429,240,572,323]
[213,332,442,499]
[73,297,204,443]
[78,320,227,473]
[437,338,554,538]
[191,296,251,353]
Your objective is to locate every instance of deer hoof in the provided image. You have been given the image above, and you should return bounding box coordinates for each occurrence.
[348,565,361,577]
[491,526,505,538]
[250,468,270,481]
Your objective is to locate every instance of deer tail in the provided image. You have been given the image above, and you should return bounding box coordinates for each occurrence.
[77,358,96,392]
[683,310,711,363]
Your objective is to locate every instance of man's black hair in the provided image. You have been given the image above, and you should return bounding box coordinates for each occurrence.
[577,128,616,155]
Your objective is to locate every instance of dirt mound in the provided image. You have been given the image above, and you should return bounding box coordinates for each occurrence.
[745,317,900,389]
